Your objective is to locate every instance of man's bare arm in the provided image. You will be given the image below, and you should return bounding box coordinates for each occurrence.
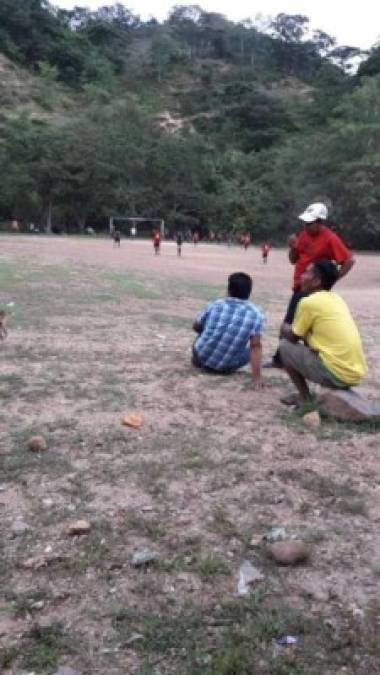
[338,257,355,280]
[287,234,299,264]
[250,335,264,389]
[280,322,299,343]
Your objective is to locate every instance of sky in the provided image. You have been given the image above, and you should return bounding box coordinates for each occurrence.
[55,0,380,50]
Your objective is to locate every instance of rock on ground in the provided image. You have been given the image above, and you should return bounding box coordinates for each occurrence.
[27,435,48,452]
[302,410,321,428]
[318,388,380,422]
[131,549,159,567]
[268,540,309,566]
[67,520,91,536]
[11,519,31,536]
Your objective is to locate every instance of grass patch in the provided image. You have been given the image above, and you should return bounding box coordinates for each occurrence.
[180,449,213,471]
[211,507,247,543]
[336,496,369,517]
[111,593,316,674]
[124,509,166,540]
[195,552,230,580]
[151,312,190,329]
[104,272,162,299]
[21,621,75,671]
[6,586,50,618]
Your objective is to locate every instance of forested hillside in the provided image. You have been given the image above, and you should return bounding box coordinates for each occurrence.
[1,1,380,246]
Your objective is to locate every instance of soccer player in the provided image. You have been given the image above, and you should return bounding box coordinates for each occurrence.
[192,272,265,389]
[261,242,271,263]
[176,232,183,257]
[113,229,121,247]
[153,230,161,255]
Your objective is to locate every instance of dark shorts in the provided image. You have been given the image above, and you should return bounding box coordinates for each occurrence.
[279,340,349,389]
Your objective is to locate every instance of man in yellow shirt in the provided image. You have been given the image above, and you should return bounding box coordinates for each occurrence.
[279,259,367,405]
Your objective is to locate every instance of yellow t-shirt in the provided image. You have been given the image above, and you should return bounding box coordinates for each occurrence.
[292,291,367,385]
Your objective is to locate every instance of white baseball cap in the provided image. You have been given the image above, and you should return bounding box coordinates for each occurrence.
[299,202,328,222]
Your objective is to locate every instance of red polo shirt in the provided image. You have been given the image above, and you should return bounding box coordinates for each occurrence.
[293,226,351,290]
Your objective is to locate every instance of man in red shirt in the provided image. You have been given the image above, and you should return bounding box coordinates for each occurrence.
[266,202,355,368]
[153,231,161,255]
[261,242,271,263]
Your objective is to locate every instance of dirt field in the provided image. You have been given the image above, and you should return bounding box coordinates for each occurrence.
[0,235,379,675]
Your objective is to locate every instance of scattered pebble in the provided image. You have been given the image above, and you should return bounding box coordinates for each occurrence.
[275,635,298,646]
[302,411,321,428]
[121,412,143,428]
[11,519,31,536]
[67,520,91,536]
[263,527,288,543]
[27,435,48,453]
[268,540,309,566]
[131,549,159,567]
[42,498,54,508]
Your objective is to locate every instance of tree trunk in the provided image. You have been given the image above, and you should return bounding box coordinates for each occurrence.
[77,216,86,234]
[46,200,52,233]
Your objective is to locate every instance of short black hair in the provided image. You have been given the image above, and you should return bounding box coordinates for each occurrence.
[228,272,252,299]
[312,259,339,290]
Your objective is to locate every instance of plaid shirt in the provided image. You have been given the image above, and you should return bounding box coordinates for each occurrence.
[194,297,265,371]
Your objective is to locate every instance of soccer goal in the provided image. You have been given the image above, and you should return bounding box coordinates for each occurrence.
[109,217,165,238]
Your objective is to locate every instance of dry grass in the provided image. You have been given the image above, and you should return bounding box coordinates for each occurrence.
[0,236,379,673]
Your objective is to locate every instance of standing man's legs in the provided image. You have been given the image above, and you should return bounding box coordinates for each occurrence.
[266,290,305,367]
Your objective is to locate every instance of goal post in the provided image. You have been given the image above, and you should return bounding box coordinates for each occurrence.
[109,217,165,238]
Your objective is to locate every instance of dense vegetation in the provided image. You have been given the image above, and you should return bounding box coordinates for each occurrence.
[0,1,379,246]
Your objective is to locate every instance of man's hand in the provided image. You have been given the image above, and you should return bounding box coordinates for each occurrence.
[252,378,265,391]
[280,322,299,342]
[338,257,355,280]
[287,234,299,264]
[250,335,263,385]
[192,320,202,334]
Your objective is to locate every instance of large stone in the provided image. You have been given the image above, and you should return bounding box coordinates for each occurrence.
[318,388,380,422]
[268,540,309,566]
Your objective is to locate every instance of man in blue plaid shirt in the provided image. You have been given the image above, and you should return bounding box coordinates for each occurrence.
[192,272,265,388]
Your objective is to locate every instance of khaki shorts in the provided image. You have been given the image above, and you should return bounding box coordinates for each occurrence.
[279,340,348,389]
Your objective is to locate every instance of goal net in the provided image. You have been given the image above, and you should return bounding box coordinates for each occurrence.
[109,217,165,238]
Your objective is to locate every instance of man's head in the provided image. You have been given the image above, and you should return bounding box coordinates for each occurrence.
[228,272,252,300]
[301,259,339,293]
[299,202,328,237]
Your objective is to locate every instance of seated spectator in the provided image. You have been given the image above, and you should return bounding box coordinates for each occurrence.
[192,272,265,389]
[279,259,367,405]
